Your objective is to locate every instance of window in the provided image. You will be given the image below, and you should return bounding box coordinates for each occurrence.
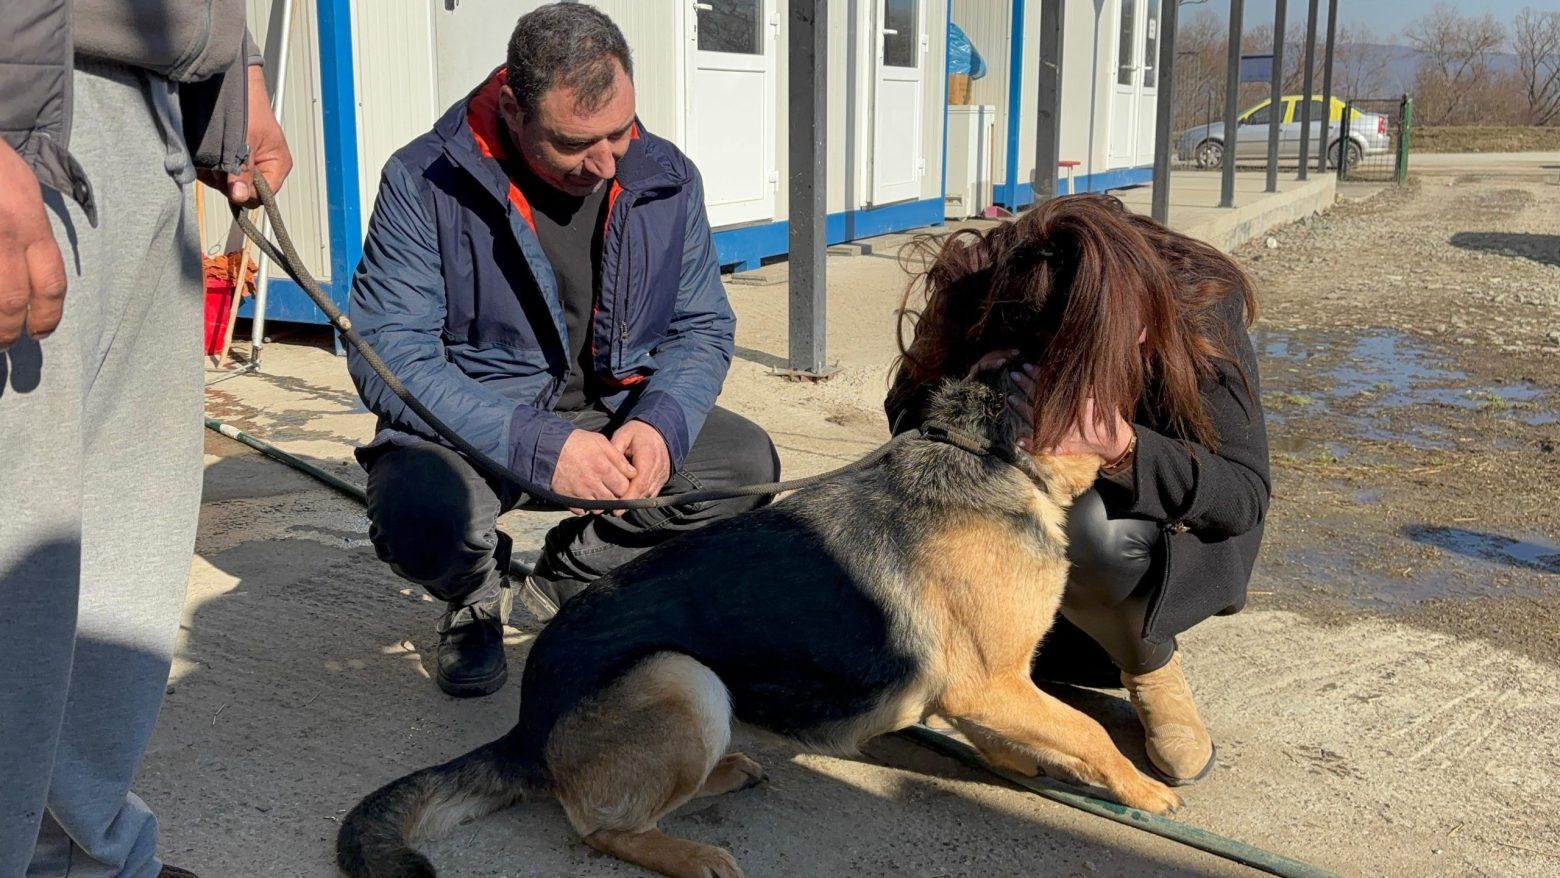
[1116,0,1137,86]
[883,0,919,69]
[697,0,761,55]
[1298,98,1327,123]
[1244,103,1272,126]
[1143,0,1160,83]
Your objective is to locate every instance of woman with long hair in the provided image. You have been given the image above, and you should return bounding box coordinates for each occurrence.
[887,194,1270,785]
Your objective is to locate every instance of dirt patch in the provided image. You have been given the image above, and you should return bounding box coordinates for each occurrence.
[1236,164,1560,663]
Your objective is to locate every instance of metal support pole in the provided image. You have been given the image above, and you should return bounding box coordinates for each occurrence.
[1151,0,1178,222]
[1316,0,1338,172]
[1395,94,1412,184]
[249,0,294,371]
[787,0,828,376]
[1264,0,1286,192]
[1337,101,1352,179]
[1218,0,1243,208]
[1033,0,1065,200]
[1297,0,1319,180]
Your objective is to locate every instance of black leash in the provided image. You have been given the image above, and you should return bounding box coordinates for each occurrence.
[231,177,1001,511]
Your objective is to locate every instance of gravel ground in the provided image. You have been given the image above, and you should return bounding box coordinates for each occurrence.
[1238,160,1560,662]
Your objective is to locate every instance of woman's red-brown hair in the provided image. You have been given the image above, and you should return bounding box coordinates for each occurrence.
[894,194,1256,451]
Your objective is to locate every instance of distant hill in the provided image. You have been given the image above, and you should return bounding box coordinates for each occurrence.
[1346,42,1521,93]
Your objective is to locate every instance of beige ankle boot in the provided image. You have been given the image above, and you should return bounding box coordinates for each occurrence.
[1121,652,1215,785]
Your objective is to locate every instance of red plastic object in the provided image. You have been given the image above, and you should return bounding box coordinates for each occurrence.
[203,277,236,356]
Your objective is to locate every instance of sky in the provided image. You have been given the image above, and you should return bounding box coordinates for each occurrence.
[1184,0,1554,45]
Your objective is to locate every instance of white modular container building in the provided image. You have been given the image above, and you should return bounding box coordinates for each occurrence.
[950,0,1160,208]
[215,0,951,326]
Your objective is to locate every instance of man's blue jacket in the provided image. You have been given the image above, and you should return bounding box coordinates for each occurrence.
[347,70,734,486]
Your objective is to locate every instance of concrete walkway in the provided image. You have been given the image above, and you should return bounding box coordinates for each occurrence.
[1108,170,1338,253]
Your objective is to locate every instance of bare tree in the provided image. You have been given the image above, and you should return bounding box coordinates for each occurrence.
[1172,10,1228,132]
[1513,7,1560,125]
[1334,25,1395,100]
[1405,3,1506,125]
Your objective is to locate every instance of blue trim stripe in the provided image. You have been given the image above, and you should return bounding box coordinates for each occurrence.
[316,0,362,319]
[1003,0,1026,210]
[712,197,945,272]
[999,165,1154,209]
[238,279,340,324]
[254,199,949,325]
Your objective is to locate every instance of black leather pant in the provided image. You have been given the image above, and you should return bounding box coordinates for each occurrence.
[1041,487,1177,679]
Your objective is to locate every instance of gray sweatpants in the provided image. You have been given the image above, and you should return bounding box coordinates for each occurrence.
[0,64,202,878]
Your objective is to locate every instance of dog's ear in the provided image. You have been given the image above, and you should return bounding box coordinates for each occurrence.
[1035,453,1102,499]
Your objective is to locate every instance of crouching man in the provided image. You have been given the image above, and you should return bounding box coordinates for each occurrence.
[347,5,778,698]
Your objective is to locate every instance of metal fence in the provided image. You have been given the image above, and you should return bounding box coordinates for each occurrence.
[1337,96,1412,183]
[1165,93,1413,184]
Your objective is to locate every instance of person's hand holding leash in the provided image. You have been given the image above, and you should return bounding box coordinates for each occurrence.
[611,420,671,514]
[199,66,293,207]
[0,140,68,351]
[553,430,637,515]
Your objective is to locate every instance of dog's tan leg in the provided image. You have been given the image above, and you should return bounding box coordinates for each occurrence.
[548,654,748,876]
[584,828,744,878]
[694,753,766,799]
[954,722,1042,777]
[944,674,1182,814]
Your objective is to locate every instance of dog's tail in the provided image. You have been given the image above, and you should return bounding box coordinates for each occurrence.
[336,734,543,877]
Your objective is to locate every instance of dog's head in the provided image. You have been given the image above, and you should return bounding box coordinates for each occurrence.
[921,375,1101,503]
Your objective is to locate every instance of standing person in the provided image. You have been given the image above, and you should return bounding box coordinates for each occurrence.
[0,3,292,877]
[348,5,778,699]
[887,194,1269,786]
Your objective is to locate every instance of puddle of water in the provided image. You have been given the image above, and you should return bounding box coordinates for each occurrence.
[1269,434,1350,459]
[1405,526,1560,575]
[1252,328,1558,445]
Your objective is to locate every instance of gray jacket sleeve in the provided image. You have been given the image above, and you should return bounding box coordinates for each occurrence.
[0,0,96,222]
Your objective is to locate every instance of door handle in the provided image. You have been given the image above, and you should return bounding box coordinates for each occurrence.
[882,28,899,35]
[694,2,714,10]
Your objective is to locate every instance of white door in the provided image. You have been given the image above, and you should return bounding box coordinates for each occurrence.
[870,0,927,206]
[1132,0,1161,166]
[1107,0,1142,167]
[684,0,778,228]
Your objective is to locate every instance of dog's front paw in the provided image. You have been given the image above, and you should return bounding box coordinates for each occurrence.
[1119,774,1183,814]
[675,844,745,878]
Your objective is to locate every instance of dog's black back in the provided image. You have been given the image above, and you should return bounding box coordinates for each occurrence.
[514,495,921,764]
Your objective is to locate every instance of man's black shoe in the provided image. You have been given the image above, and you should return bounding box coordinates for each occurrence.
[434,589,510,698]
[517,574,587,623]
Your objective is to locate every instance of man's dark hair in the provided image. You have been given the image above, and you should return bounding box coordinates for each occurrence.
[506,5,633,114]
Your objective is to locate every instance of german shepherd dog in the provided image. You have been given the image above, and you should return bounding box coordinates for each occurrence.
[337,375,1182,878]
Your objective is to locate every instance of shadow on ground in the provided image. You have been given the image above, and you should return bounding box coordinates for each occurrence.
[139,453,1253,876]
[1447,231,1560,267]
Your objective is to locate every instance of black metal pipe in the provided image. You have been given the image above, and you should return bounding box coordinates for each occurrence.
[1151,0,1179,222]
[1219,0,1244,208]
[1034,0,1065,201]
[1316,0,1338,172]
[787,0,827,375]
[1338,101,1352,179]
[1297,0,1319,180]
[1265,0,1286,192]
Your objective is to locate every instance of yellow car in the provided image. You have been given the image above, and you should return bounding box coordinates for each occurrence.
[1176,95,1391,169]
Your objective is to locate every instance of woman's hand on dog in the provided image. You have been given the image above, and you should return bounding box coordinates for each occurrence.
[1006,363,1132,460]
